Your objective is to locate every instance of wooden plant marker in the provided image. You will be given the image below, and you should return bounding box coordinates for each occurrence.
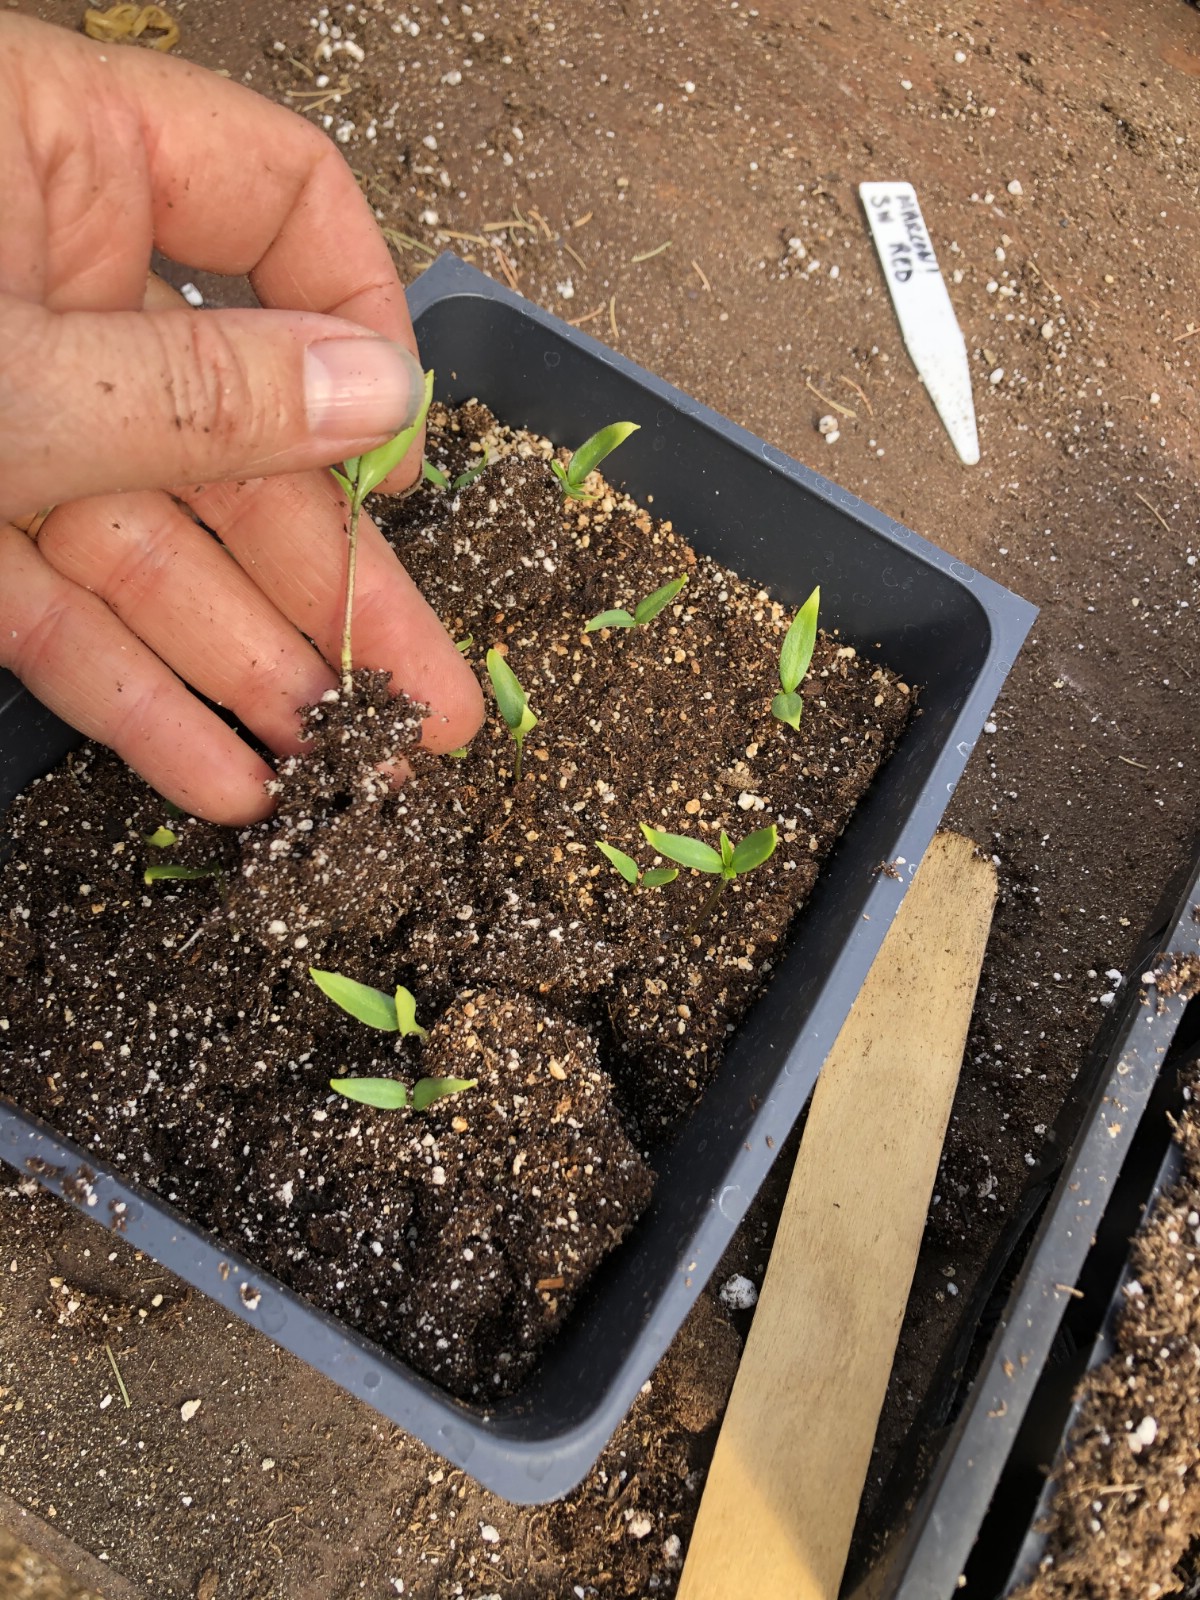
[678,831,997,1600]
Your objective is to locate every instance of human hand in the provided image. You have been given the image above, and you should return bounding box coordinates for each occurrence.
[0,15,483,824]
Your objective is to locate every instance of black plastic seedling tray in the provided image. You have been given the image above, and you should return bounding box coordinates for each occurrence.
[1004,1036,1200,1591]
[859,835,1200,1598]
[0,254,1036,1502]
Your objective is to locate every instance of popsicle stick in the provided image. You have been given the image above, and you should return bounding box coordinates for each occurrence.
[678,831,997,1600]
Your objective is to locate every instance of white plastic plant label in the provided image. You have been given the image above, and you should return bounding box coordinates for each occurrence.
[859,181,979,466]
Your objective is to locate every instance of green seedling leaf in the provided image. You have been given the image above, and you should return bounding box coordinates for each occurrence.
[718,830,735,871]
[550,458,594,504]
[143,863,220,885]
[730,824,779,876]
[771,690,804,731]
[641,867,679,888]
[584,609,636,632]
[395,986,429,1040]
[455,636,474,653]
[163,800,185,819]
[351,370,436,499]
[144,826,176,848]
[567,421,640,489]
[639,824,723,875]
[486,649,538,781]
[411,1076,477,1111]
[778,585,820,695]
[423,459,452,490]
[586,574,687,633]
[632,574,687,626]
[330,1077,409,1109]
[309,967,398,1032]
[446,746,470,759]
[453,448,491,491]
[596,841,639,884]
[486,650,537,736]
[329,467,353,497]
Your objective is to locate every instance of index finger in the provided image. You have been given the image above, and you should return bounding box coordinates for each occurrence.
[35,17,415,348]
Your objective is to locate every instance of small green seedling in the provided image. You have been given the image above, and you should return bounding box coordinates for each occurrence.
[486,648,538,783]
[330,370,435,692]
[422,447,491,494]
[454,635,474,654]
[585,574,688,633]
[771,585,820,731]
[143,863,221,887]
[144,863,221,887]
[309,967,428,1038]
[550,421,639,501]
[639,821,778,932]
[144,825,177,848]
[329,1075,477,1111]
[595,841,678,889]
[310,969,475,1112]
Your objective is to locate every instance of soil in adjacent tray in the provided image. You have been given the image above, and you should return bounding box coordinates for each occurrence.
[0,402,912,1401]
[1009,1061,1200,1600]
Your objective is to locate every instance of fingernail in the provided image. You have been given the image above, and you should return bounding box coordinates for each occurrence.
[304,339,426,441]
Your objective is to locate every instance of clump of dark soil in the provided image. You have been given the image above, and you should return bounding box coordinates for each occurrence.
[0,402,911,1402]
[1010,1069,1200,1600]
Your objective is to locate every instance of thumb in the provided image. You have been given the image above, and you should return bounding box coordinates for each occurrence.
[0,293,427,520]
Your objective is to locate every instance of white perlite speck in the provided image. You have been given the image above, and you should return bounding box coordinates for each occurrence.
[180,1398,201,1422]
[1129,1416,1158,1452]
[719,1273,759,1311]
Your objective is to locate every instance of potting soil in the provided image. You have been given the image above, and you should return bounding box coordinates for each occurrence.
[0,402,912,1401]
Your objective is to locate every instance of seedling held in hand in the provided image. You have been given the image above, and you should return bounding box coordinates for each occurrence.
[486,649,538,783]
[639,821,778,933]
[310,969,476,1113]
[772,586,820,730]
[595,841,678,889]
[585,574,688,633]
[422,447,491,493]
[330,369,435,693]
[550,422,639,502]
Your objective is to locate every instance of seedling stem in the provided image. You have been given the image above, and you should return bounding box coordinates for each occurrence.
[331,370,435,693]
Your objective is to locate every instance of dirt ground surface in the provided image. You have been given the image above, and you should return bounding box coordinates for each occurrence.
[2,0,1199,1596]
